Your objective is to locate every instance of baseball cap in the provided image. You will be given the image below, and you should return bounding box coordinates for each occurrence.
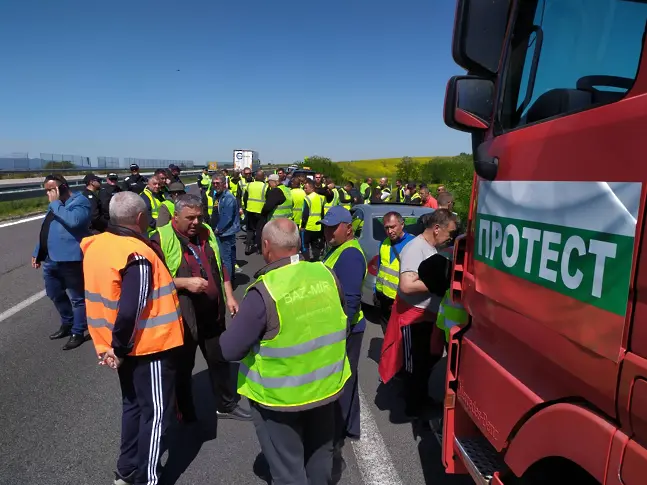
[318,206,352,226]
[83,174,101,185]
[107,173,118,180]
[168,182,186,193]
[129,163,139,171]
[268,174,280,182]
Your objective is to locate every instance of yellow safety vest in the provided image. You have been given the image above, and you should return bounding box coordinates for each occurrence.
[229,179,240,197]
[436,289,469,342]
[304,192,325,232]
[206,191,218,217]
[291,188,306,226]
[271,185,293,219]
[339,188,351,210]
[411,193,421,204]
[246,181,267,214]
[200,173,211,189]
[375,238,401,299]
[324,188,340,215]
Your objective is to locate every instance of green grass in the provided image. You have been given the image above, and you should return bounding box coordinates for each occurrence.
[0,196,49,219]
[335,157,434,182]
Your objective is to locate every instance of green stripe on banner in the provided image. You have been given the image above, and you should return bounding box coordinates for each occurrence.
[475,213,634,316]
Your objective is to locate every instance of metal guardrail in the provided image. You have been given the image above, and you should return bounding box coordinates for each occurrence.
[0,170,204,203]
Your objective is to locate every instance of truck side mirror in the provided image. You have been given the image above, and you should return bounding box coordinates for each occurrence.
[444,76,495,133]
[453,0,510,76]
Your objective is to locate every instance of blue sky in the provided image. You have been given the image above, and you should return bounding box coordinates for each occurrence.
[0,0,469,165]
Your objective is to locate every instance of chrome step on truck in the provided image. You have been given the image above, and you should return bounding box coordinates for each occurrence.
[431,418,505,485]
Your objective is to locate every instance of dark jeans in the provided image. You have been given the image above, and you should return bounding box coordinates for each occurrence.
[336,331,363,442]
[251,401,335,485]
[303,230,325,261]
[175,329,237,415]
[117,352,176,485]
[245,212,262,250]
[42,259,87,335]
[217,234,237,278]
[375,291,394,335]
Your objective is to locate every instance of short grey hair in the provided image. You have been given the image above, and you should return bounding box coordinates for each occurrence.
[212,174,227,185]
[262,219,300,249]
[109,191,147,225]
[174,194,203,213]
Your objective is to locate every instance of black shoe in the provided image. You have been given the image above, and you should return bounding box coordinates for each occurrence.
[62,334,85,350]
[217,404,252,421]
[49,326,71,340]
[114,470,136,485]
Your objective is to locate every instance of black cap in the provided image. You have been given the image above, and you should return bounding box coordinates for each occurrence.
[83,174,101,185]
[130,163,139,171]
[107,173,118,180]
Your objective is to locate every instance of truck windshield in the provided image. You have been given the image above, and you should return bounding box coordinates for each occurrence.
[499,0,647,129]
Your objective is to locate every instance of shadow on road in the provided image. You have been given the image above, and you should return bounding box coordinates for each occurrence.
[162,370,219,485]
[418,427,473,485]
[374,377,412,425]
[367,337,383,365]
[253,453,272,484]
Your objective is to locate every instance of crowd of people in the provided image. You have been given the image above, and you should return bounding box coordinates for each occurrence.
[30,163,466,485]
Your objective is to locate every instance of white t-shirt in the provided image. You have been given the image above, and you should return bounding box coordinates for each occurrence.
[397,234,442,312]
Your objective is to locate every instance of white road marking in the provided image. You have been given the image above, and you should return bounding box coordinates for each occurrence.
[0,214,45,228]
[0,290,46,323]
[352,387,404,485]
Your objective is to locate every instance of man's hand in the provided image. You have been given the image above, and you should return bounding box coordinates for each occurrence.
[184,277,209,293]
[47,185,60,203]
[98,349,124,370]
[226,295,239,316]
[31,257,40,269]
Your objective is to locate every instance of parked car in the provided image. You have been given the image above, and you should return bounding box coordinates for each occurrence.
[351,204,434,306]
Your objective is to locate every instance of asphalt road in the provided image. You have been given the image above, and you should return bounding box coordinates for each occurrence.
[0,212,474,485]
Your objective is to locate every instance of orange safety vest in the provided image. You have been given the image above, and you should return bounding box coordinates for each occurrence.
[81,232,184,356]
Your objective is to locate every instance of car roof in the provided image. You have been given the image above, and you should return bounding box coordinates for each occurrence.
[352,204,434,217]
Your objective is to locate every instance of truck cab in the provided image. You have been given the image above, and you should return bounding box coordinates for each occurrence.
[440,1,647,484]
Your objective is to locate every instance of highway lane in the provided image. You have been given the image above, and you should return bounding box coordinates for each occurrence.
[0,216,473,485]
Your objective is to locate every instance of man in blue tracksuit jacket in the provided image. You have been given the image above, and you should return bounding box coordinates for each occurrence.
[207,174,241,279]
[32,174,92,350]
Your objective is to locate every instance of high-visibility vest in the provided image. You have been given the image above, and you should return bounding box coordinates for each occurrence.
[339,188,351,210]
[229,179,240,197]
[324,188,340,215]
[246,181,267,214]
[271,185,293,219]
[395,187,405,203]
[237,260,351,409]
[351,218,364,234]
[291,188,306,226]
[206,191,218,217]
[155,223,226,301]
[411,193,421,204]
[141,187,161,220]
[375,238,401,299]
[360,183,372,204]
[323,238,366,327]
[81,232,184,356]
[240,178,249,194]
[162,200,175,218]
[304,192,325,232]
[436,289,469,342]
[381,187,391,202]
[200,173,211,189]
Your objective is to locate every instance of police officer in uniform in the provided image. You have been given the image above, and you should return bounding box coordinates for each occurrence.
[99,173,122,224]
[81,174,107,233]
[123,164,147,193]
[217,218,350,485]
[81,191,184,485]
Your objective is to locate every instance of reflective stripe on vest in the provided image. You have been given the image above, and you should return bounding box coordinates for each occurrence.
[411,193,421,203]
[339,188,351,210]
[324,188,340,215]
[237,261,351,408]
[375,238,399,299]
[271,185,293,219]
[162,200,175,218]
[305,192,325,232]
[246,181,267,213]
[436,289,469,342]
[322,239,367,326]
[206,191,217,216]
[291,188,306,226]
[141,188,161,219]
[80,232,183,356]
[156,222,226,302]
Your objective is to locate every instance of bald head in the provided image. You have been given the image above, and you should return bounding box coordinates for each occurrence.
[255,170,265,181]
[261,218,301,263]
[437,191,454,209]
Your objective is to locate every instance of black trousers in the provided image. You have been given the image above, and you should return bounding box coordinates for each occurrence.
[117,351,176,485]
[245,212,262,250]
[175,330,237,416]
[375,291,394,335]
[402,322,438,416]
[303,230,325,261]
[335,331,363,442]
[251,401,335,485]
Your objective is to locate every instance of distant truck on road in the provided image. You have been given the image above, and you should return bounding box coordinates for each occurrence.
[233,149,259,172]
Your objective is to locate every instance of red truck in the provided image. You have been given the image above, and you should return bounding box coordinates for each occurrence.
[438,0,647,484]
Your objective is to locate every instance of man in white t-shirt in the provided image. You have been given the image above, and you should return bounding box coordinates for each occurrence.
[379,209,458,418]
